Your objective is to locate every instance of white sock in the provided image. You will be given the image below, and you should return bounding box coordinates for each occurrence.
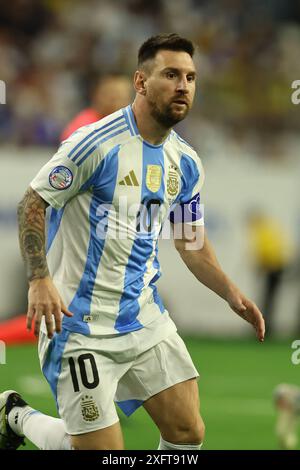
[158,436,203,450]
[8,406,71,450]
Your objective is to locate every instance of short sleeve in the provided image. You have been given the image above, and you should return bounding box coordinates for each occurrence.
[30,128,102,210]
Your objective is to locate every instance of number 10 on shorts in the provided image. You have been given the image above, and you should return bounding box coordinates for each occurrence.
[68,354,99,392]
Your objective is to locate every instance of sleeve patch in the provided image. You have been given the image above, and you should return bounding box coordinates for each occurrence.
[49,166,73,190]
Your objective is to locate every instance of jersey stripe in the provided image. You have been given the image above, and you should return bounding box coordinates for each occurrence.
[174,131,195,151]
[46,207,65,254]
[76,125,129,167]
[64,146,120,334]
[115,141,165,332]
[126,105,139,135]
[122,107,135,136]
[67,114,125,160]
[42,329,71,408]
[71,120,127,163]
[150,244,164,314]
[179,154,200,202]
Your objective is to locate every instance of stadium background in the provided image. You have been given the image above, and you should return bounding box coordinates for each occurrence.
[1,0,300,449]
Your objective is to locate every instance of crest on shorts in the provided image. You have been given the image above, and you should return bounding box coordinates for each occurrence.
[146,165,162,193]
[167,165,179,197]
[81,395,100,422]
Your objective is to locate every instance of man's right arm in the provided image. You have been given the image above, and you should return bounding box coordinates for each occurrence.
[17,187,50,282]
[17,187,72,338]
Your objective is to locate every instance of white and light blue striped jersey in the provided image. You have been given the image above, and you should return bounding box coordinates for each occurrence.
[31,105,205,336]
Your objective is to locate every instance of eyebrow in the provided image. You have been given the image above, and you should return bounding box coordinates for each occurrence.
[161,67,197,77]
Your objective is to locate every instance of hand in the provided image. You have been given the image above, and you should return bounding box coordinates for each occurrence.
[226,286,265,342]
[27,276,73,339]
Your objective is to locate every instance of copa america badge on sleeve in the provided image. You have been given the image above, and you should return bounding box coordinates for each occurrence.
[49,166,73,190]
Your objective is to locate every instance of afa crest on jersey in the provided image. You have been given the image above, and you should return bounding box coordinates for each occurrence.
[167,165,180,197]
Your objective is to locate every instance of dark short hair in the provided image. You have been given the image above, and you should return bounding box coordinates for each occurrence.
[138,33,195,67]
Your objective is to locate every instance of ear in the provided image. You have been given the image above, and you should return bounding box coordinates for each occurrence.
[133,70,147,96]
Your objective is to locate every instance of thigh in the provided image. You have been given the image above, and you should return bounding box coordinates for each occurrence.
[115,333,199,418]
[71,422,124,450]
[141,334,201,429]
[143,378,200,429]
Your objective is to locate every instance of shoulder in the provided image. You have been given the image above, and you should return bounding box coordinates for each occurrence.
[170,130,203,169]
[170,130,196,154]
[95,108,134,156]
[60,109,133,166]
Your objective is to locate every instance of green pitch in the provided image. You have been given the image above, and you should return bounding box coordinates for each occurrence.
[1,337,299,450]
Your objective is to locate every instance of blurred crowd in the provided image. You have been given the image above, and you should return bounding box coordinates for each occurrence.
[0,0,300,148]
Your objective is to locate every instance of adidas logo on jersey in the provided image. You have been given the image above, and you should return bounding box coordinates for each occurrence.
[119,170,139,186]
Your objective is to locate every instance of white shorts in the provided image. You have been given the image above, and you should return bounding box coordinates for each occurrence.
[38,319,199,435]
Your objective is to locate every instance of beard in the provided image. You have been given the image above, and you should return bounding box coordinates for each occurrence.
[148,97,190,128]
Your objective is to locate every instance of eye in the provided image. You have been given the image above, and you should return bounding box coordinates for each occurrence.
[187,75,195,82]
[166,71,176,79]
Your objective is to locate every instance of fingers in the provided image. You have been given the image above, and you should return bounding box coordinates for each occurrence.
[256,316,265,342]
[33,305,43,338]
[234,297,265,342]
[61,301,73,318]
[245,303,265,342]
[44,309,54,339]
[33,305,61,338]
[28,302,69,338]
[51,301,73,332]
[252,305,265,342]
[26,305,35,331]
[27,280,72,336]
[53,305,62,334]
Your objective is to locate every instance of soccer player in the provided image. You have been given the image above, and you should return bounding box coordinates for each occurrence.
[0,33,265,451]
[60,74,132,141]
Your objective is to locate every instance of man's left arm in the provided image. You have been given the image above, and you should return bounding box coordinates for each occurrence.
[173,225,265,342]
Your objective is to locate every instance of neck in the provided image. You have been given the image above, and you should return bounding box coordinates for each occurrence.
[131,96,171,146]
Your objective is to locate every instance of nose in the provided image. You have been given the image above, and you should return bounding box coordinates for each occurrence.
[176,76,189,94]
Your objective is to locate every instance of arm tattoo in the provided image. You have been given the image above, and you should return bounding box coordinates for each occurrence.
[17,187,50,282]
